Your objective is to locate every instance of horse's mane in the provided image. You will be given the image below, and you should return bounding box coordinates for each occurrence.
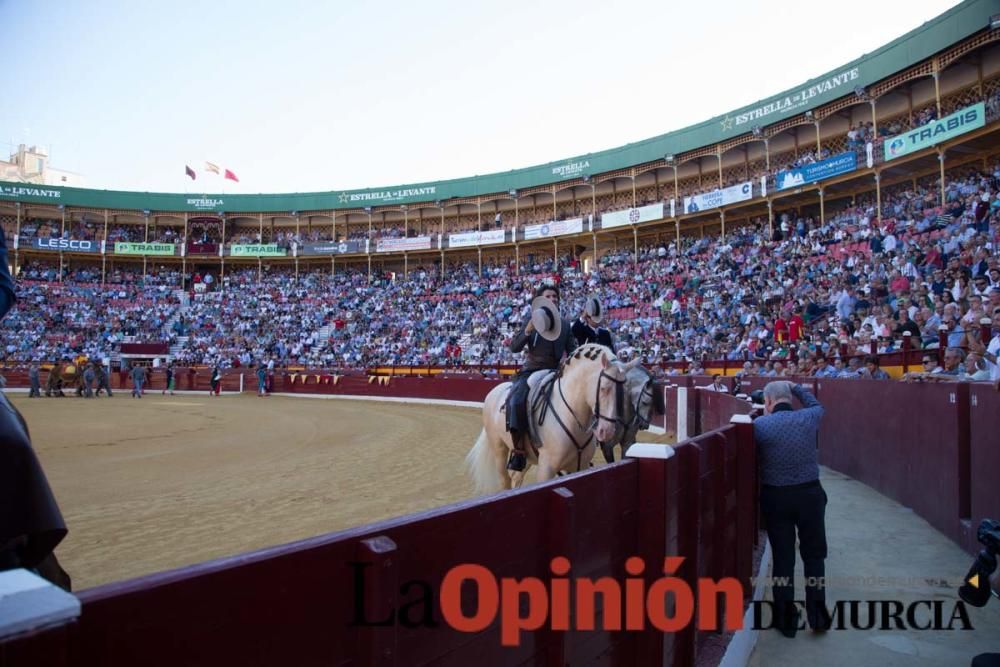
[563,343,617,371]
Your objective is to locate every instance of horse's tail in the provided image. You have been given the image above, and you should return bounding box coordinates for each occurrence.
[465,427,501,495]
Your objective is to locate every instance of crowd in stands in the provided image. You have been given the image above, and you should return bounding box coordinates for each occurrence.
[1,161,998,389]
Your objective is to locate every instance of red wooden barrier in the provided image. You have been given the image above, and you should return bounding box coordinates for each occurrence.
[0,415,759,667]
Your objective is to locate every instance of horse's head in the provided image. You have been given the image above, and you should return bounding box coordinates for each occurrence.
[588,351,641,444]
[609,366,664,456]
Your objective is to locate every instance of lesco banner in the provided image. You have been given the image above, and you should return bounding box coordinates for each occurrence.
[229,243,287,257]
[683,182,753,214]
[775,152,857,191]
[376,236,433,253]
[600,203,665,230]
[884,102,985,161]
[32,237,100,253]
[448,229,506,249]
[298,240,366,255]
[523,217,583,240]
[114,242,177,256]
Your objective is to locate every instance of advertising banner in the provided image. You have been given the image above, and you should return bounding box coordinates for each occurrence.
[230,244,287,257]
[298,240,366,255]
[448,229,506,248]
[32,237,100,253]
[376,236,433,253]
[523,217,583,240]
[883,102,985,161]
[683,182,753,214]
[600,203,665,230]
[775,152,857,190]
[114,242,177,256]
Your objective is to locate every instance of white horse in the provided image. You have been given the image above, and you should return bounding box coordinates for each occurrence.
[466,344,639,494]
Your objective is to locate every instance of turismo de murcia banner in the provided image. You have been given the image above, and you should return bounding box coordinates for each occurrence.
[114,242,177,256]
[776,152,858,191]
[683,182,753,214]
[600,203,665,230]
[32,237,100,253]
[883,102,985,161]
[448,229,506,249]
[229,244,287,257]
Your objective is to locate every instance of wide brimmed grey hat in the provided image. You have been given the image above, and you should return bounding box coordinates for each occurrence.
[584,294,604,324]
[531,296,562,341]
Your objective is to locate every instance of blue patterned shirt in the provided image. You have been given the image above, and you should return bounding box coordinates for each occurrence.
[753,385,824,486]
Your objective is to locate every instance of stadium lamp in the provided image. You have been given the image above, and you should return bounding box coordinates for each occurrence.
[805,110,813,119]
[752,126,762,137]
[509,189,517,197]
[664,154,674,163]
[991,13,1000,29]
[291,210,298,217]
[364,206,372,213]
[582,175,591,183]
[854,85,867,99]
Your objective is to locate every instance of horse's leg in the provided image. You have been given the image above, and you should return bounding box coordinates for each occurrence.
[510,465,531,489]
[493,437,513,491]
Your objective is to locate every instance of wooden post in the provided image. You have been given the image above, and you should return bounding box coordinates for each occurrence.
[938,149,946,206]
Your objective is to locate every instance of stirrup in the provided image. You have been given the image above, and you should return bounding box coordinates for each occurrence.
[507,451,526,472]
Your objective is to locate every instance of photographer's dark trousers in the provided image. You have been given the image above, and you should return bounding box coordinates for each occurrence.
[506,368,545,440]
[761,480,828,630]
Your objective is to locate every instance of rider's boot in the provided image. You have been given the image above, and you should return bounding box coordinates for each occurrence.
[507,432,527,471]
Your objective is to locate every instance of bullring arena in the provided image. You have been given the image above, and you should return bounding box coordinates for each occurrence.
[4,1,1000,666]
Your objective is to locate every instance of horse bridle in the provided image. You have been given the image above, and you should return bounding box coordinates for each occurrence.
[535,362,628,472]
[626,379,655,432]
[589,368,629,433]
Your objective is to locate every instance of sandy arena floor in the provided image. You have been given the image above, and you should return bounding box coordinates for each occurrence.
[11,392,663,590]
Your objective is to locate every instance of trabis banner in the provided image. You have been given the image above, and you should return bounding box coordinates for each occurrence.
[32,237,100,253]
[523,218,584,240]
[883,102,985,161]
[775,152,857,190]
[114,242,177,256]
[229,244,287,257]
[448,229,506,248]
[683,182,753,214]
[600,203,665,230]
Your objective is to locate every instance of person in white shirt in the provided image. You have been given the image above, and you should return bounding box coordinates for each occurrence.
[968,308,1000,389]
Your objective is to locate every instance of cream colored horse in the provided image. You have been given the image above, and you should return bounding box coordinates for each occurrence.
[466,344,639,494]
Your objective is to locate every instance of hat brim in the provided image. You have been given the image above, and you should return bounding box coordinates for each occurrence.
[531,296,562,341]
[585,295,604,324]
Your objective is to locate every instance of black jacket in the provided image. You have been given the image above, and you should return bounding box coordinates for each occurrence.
[510,317,577,371]
[571,319,616,352]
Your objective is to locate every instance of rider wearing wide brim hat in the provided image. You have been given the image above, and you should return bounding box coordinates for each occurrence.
[571,294,616,352]
[505,283,578,471]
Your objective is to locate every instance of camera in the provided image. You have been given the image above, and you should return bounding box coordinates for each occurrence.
[958,519,1000,607]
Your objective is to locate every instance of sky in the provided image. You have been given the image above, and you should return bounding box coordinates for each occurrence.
[1,0,963,195]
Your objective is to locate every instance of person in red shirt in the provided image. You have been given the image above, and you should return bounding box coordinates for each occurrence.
[788,309,805,343]
[774,313,789,344]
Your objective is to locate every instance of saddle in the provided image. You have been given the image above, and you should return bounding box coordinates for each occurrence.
[500,370,557,454]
